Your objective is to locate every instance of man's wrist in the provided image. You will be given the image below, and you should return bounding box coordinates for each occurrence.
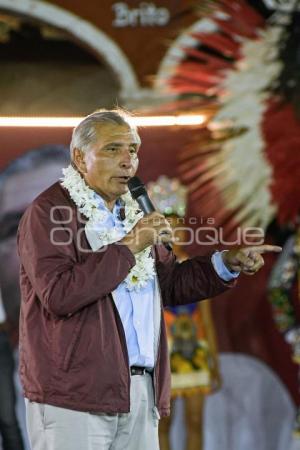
[221,250,237,273]
[211,251,240,281]
[119,235,138,254]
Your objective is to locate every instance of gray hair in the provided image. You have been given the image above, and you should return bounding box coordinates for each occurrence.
[70,108,134,159]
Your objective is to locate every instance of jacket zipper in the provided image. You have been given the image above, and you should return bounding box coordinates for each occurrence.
[152,274,163,411]
[110,293,131,412]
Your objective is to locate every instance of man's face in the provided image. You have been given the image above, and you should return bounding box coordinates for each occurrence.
[0,162,66,322]
[74,123,140,206]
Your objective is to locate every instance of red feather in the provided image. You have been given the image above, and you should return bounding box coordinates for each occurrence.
[220,0,265,28]
[190,32,241,59]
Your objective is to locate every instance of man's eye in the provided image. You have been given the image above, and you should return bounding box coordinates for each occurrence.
[129,147,137,154]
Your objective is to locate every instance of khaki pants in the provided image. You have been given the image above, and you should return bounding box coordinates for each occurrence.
[25,373,160,450]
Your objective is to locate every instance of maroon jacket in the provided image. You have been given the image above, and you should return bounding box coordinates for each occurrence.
[17,182,232,416]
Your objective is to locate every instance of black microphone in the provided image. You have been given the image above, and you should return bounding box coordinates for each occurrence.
[128,176,172,251]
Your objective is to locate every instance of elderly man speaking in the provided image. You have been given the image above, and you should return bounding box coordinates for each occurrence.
[17,109,281,450]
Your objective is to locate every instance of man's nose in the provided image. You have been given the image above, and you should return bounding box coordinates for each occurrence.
[119,149,133,168]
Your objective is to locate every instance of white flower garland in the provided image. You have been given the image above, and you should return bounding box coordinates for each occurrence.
[61,165,155,291]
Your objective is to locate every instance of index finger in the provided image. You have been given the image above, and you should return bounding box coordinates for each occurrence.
[245,245,282,254]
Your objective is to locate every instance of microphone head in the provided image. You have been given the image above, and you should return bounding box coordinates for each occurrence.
[128,176,146,200]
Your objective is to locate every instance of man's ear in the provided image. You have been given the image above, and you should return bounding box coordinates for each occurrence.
[73,148,87,174]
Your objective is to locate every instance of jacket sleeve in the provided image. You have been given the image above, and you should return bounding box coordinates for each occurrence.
[154,245,235,307]
[17,201,136,317]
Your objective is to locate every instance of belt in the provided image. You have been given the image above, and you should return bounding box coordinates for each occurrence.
[130,366,152,376]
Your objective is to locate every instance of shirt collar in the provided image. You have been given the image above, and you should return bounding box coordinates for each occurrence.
[93,192,124,222]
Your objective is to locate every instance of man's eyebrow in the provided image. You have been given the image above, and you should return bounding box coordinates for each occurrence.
[104,142,123,147]
[103,142,140,148]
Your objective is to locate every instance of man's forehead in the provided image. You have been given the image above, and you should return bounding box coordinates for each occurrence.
[0,163,64,216]
[95,123,141,145]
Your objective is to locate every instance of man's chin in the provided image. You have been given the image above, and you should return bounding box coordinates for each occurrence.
[117,185,129,196]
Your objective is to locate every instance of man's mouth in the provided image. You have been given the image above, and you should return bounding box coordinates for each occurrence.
[114,176,130,183]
